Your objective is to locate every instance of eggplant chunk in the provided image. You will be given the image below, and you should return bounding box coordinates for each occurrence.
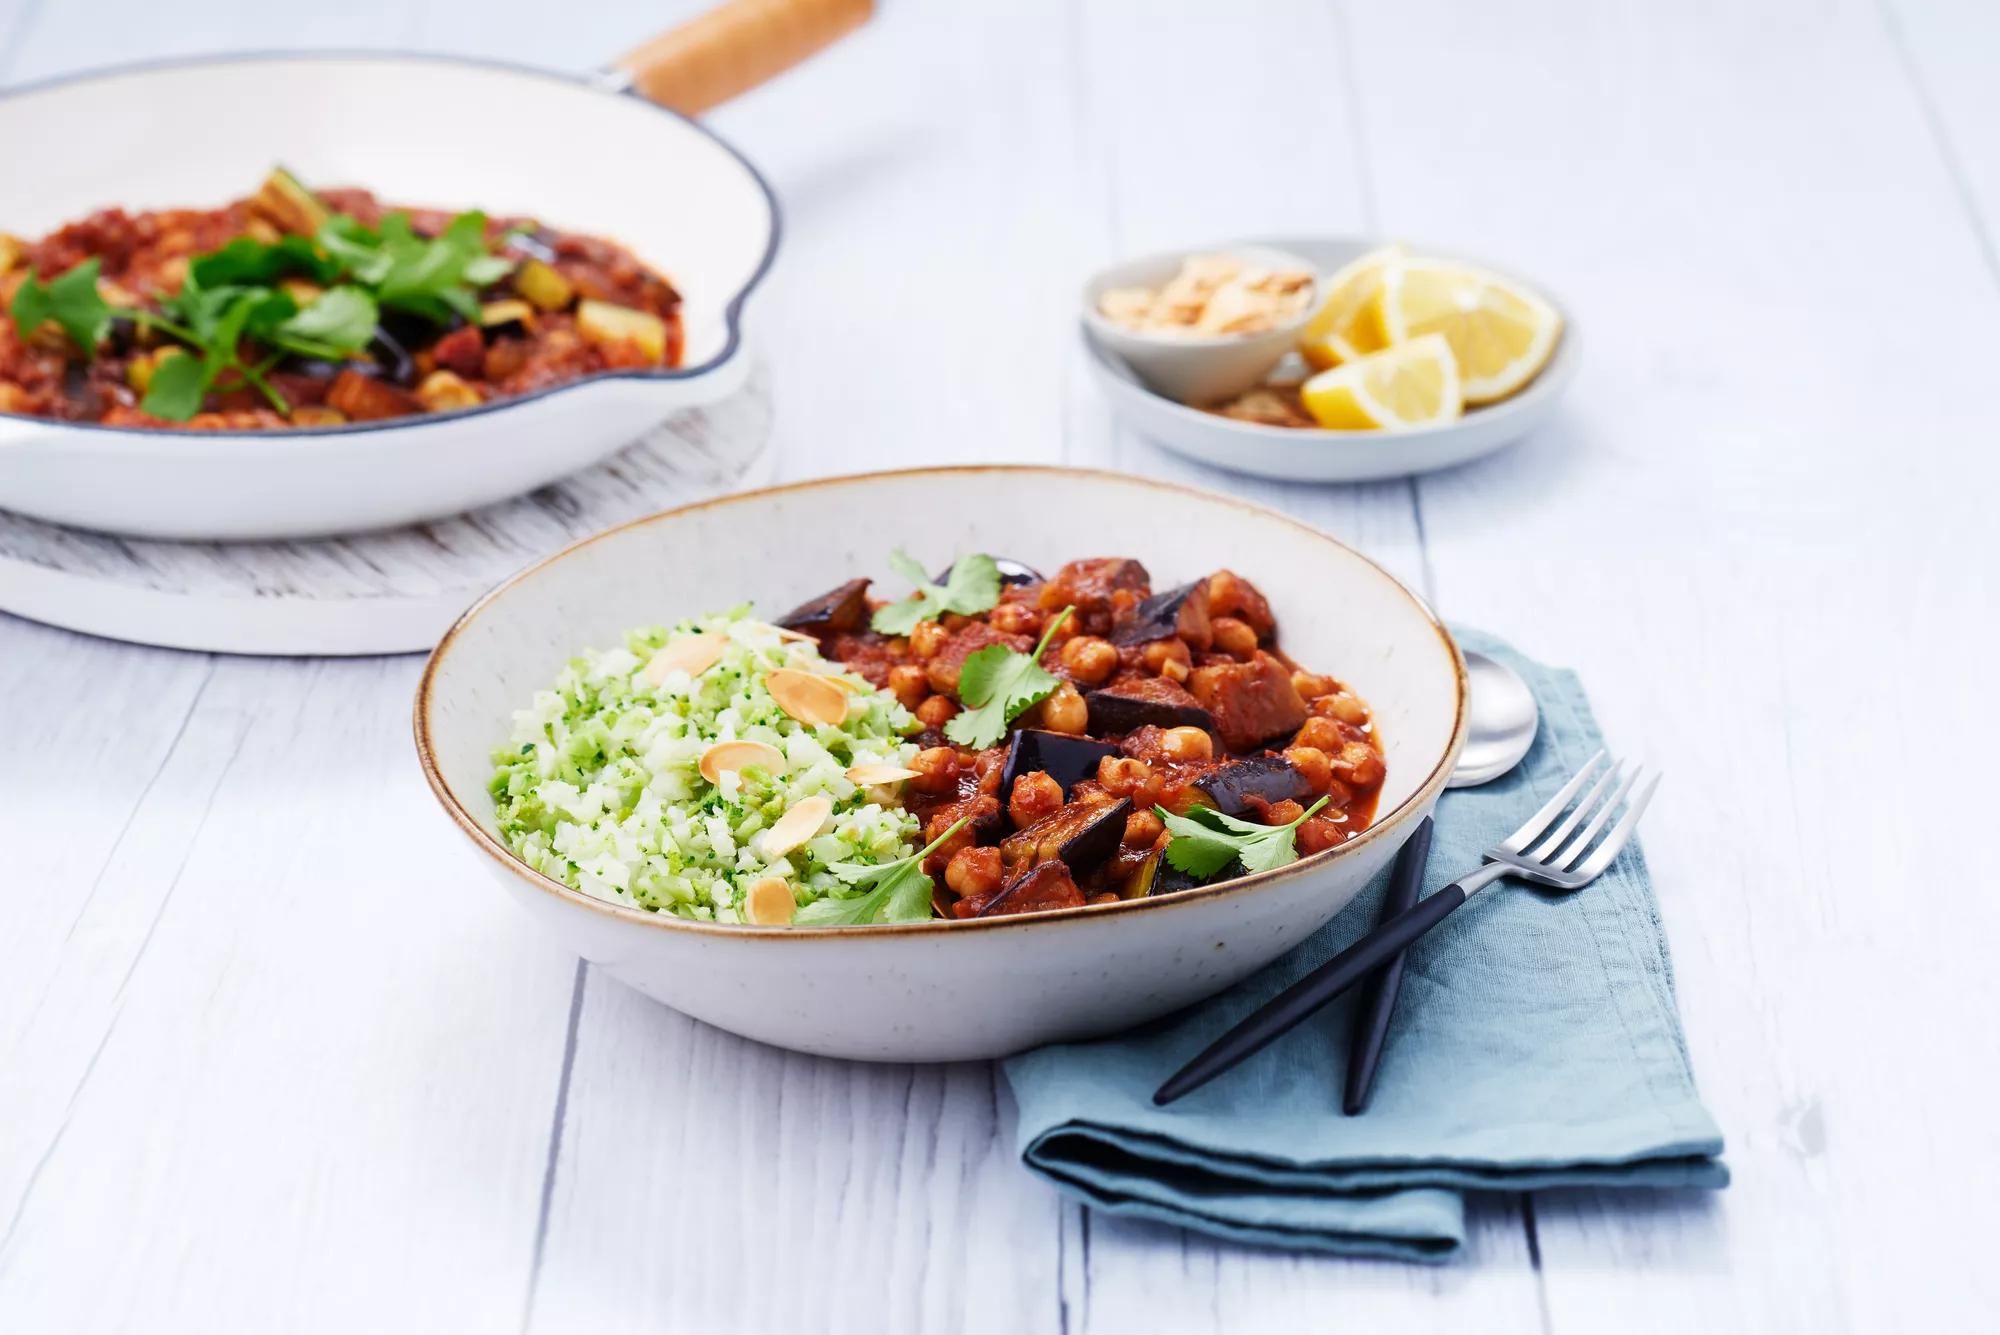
[1109,579,1213,650]
[932,556,1044,587]
[1086,677,1214,735]
[1000,730,1123,804]
[1191,756,1312,817]
[999,797,1133,880]
[776,577,871,633]
[975,861,1086,918]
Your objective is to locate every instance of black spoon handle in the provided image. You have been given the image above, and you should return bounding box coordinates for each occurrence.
[1343,816,1435,1115]
[1153,878,1470,1106]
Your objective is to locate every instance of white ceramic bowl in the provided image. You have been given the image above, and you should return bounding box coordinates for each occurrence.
[1081,245,1319,406]
[0,55,775,540]
[1084,237,1578,483]
[415,467,1467,1061]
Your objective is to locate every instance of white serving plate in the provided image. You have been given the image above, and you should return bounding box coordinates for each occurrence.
[416,466,1468,1062]
[1082,237,1578,483]
[0,54,776,540]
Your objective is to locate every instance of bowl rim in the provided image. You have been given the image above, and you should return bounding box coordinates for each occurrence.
[413,464,1470,938]
[0,49,779,446]
[1082,234,1576,444]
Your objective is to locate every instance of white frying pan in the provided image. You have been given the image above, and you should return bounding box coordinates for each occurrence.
[0,0,870,541]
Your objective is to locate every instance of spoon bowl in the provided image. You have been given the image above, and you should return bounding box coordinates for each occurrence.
[1448,650,1539,787]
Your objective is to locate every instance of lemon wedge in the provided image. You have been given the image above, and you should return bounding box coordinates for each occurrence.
[1374,258,1560,404]
[1298,243,1404,370]
[1299,333,1462,431]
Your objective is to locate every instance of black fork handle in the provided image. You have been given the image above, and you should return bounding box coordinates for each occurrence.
[1153,882,1470,1106]
[1343,816,1435,1114]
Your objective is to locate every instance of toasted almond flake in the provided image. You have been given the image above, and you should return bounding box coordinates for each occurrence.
[757,794,834,859]
[763,669,849,727]
[640,634,727,686]
[773,626,818,643]
[743,876,795,926]
[698,739,789,785]
[846,763,920,785]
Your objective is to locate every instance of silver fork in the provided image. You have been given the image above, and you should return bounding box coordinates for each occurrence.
[1154,750,1661,1105]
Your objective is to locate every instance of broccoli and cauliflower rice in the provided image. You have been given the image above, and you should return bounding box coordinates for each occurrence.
[489,610,923,923]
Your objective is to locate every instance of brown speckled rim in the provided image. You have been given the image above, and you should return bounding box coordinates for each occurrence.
[413,465,1469,937]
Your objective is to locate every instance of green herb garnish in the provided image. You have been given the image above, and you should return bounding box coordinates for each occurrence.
[1154,796,1331,878]
[5,169,517,421]
[794,815,972,926]
[943,606,1074,749]
[10,259,115,352]
[870,550,1003,636]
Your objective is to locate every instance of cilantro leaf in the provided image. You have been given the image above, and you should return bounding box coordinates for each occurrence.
[189,235,340,289]
[270,286,378,357]
[943,606,1074,749]
[140,286,293,421]
[870,550,1004,635]
[9,260,114,353]
[136,349,207,421]
[1155,796,1331,879]
[794,816,971,926]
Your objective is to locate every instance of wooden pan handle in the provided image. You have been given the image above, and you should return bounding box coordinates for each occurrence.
[615,0,874,116]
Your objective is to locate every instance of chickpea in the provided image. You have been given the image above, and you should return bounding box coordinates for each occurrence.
[916,695,961,730]
[1207,569,1272,632]
[1323,692,1371,726]
[1123,809,1166,848]
[1211,616,1259,660]
[1010,770,1064,828]
[1294,716,1343,752]
[1284,745,1334,792]
[990,602,1041,637]
[1159,726,1214,762]
[925,655,964,696]
[1290,670,1335,701]
[887,664,929,712]
[1097,756,1153,798]
[1296,814,1348,856]
[908,746,961,796]
[1265,799,1306,827]
[1043,613,1079,645]
[1141,638,1192,677]
[909,620,948,660]
[1332,740,1385,788]
[944,845,1003,901]
[1059,635,1119,686]
[1161,657,1190,683]
[939,611,972,631]
[1041,681,1088,735]
[924,808,980,869]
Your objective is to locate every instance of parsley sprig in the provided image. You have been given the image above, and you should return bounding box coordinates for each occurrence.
[794,815,972,926]
[1154,796,1331,879]
[943,606,1074,749]
[6,170,517,421]
[870,550,1003,635]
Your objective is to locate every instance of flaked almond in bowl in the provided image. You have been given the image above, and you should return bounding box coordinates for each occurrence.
[1083,244,1319,405]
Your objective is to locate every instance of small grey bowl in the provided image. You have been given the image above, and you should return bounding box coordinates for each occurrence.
[1081,244,1319,406]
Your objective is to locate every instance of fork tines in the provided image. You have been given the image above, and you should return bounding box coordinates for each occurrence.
[1490,749,1660,888]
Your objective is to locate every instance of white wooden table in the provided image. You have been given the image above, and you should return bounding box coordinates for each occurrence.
[4,2,1996,1330]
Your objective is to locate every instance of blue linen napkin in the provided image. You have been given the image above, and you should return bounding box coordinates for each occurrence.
[1001,628,1726,1262]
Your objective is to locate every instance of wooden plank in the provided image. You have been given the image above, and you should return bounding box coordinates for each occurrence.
[521,5,1090,1331]
[1883,0,2000,280]
[1043,3,1544,1329]
[0,653,581,1332]
[1341,0,2000,1329]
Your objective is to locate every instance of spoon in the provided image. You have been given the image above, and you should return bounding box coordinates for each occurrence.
[1343,649,1538,1113]
[1447,651,1540,788]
